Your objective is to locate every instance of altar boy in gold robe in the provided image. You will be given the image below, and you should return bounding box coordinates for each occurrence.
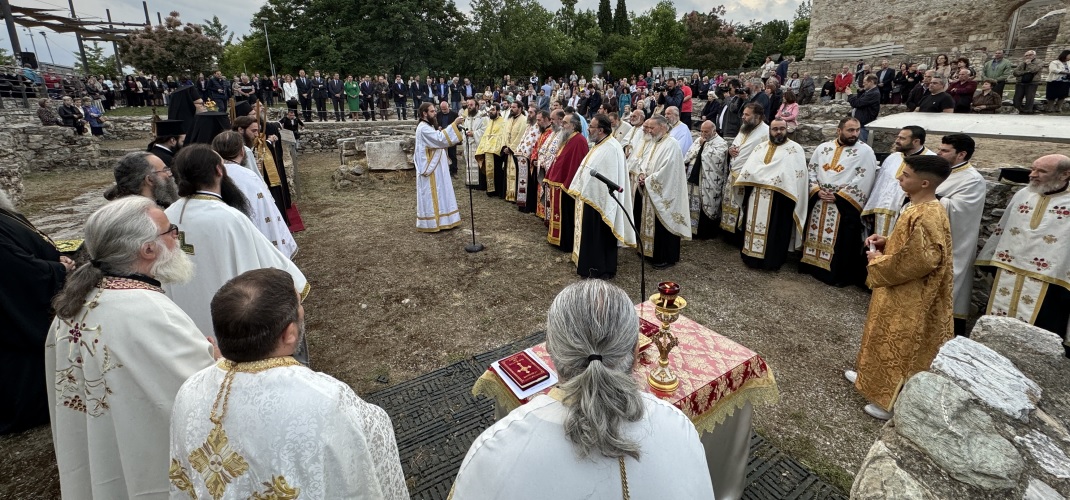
[847,155,954,420]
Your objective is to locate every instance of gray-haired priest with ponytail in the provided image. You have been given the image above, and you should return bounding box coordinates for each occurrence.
[45,196,217,499]
[451,280,714,499]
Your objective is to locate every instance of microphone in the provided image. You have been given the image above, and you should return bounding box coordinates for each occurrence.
[589,169,624,193]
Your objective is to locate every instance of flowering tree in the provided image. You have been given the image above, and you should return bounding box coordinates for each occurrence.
[119,12,222,77]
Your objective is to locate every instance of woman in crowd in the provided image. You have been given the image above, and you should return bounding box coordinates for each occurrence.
[891,63,910,104]
[344,75,360,120]
[124,75,139,108]
[971,79,1002,114]
[618,86,631,117]
[451,280,714,499]
[934,54,953,80]
[1046,49,1070,113]
[820,75,836,102]
[765,79,783,124]
[282,74,299,113]
[778,90,799,140]
[787,71,801,97]
[81,97,105,136]
[761,55,776,83]
[36,98,61,126]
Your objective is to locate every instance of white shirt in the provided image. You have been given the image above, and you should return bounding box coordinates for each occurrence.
[452,393,714,499]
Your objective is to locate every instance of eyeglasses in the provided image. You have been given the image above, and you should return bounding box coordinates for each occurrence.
[159,223,179,237]
[153,166,172,174]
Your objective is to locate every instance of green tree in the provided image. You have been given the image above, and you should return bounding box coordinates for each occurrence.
[682,7,751,72]
[74,42,112,76]
[737,19,789,67]
[0,45,17,66]
[781,18,809,59]
[597,0,613,34]
[458,0,575,80]
[555,0,579,37]
[219,36,266,76]
[202,16,234,45]
[612,0,630,36]
[119,11,223,77]
[603,34,642,76]
[632,1,685,72]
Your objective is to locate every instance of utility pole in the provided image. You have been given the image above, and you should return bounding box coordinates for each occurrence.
[0,0,23,65]
[264,22,276,77]
[66,0,90,73]
[156,12,161,25]
[40,31,54,65]
[106,9,122,75]
[24,27,37,55]
[142,1,150,25]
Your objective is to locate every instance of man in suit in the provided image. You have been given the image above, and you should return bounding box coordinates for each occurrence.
[435,77,449,105]
[449,77,463,113]
[359,77,376,122]
[462,78,475,102]
[328,73,346,121]
[311,70,328,121]
[535,89,550,111]
[436,100,460,176]
[409,76,422,119]
[419,77,433,116]
[875,60,895,104]
[206,71,230,112]
[847,74,881,142]
[295,69,313,121]
[393,75,408,120]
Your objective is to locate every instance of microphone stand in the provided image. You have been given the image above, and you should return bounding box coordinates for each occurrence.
[463,131,484,253]
[605,184,645,301]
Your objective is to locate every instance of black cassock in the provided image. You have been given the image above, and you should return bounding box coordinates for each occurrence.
[263,122,293,226]
[799,196,867,287]
[633,189,681,266]
[1,209,66,434]
[738,187,797,271]
[575,203,619,279]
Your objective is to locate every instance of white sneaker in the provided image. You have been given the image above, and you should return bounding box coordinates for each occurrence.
[844,370,858,384]
[864,404,893,420]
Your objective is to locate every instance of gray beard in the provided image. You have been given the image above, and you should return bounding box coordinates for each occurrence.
[152,176,180,207]
[0,189,15,212]
[150,240,195,284]
[1028,179,1067,195]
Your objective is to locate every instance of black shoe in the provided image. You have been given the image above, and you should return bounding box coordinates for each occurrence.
[652,262,674,270]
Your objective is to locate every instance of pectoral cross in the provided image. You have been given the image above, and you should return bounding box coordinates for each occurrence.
[177,230,195,255]
[516,363,532,375]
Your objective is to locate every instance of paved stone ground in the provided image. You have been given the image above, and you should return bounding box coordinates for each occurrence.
[365,332,848,500]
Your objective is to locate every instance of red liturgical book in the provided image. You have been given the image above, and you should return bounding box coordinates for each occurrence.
[639,317,659,337]
[497,351,550,390]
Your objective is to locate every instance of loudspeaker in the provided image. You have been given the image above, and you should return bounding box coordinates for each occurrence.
[20,52,38,69]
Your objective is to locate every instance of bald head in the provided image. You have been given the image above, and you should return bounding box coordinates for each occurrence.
[664,106,680,122]
[629,110,645,126]
[1029,154,1070,193]
[645,115,669,138]
[700,120,716,140]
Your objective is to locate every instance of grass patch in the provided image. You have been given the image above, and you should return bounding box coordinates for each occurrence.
[19,169,113,218]
[772,432,855,493]
[102,106,160,117]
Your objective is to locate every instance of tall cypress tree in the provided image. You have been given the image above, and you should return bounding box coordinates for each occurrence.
[597,0,613,34]
[613,0,630,36]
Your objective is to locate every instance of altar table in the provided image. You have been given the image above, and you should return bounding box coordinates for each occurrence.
[471,304,779,500]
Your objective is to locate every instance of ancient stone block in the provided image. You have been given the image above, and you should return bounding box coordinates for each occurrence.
[894,372,1025,490]
[366,140,412,171]
[930,337,1042,422]
[850,441,938,500]
[1023,477,1065,500]
[1015,431,1070,479]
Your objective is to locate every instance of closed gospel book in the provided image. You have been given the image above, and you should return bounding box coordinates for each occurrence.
[639,317,659,337]
[497,350,550,390]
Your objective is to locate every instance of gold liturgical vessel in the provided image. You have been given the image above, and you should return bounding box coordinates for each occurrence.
[647,281,686,393]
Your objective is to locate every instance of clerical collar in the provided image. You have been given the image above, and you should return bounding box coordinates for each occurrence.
[193,190,222,200]
[217,356,301,373]
[100,274,163,292]
[154,144,172,153]
[909,147,925,156]
[1045,182,1069,196]
[951,161,971,173]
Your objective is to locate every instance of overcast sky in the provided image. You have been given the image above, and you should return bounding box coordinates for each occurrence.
[7,0,801,68]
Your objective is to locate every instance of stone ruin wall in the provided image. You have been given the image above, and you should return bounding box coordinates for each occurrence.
[799,0,1070,84]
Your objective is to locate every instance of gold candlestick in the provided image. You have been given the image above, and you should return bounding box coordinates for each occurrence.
[647,282,686,393]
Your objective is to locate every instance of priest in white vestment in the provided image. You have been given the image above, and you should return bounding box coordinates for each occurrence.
[164,145,309,361]
[212,131,298,258]
[975,154,1070,357]
[734,119,810,270]
[462,100,486,186]
[413,103,464,232]
[721,103,769,240]
[521,112,552,214]
[622,110,646,158]
[47,197,216,500]
[861,126,935,237]
[170,269,408,499]
[933,134,987,336]
[684,120,729,238]
[567,115,636,279]
[611,112,633,149]
[799,117,878,287]
[630,115,691,269]
[451,281,714,499]
[665,106,693,156]
[502,102,529,202]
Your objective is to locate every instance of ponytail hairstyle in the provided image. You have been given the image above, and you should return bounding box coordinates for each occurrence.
[546,280,644,460]
[52,196,159,319]
[172,143,250,216]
